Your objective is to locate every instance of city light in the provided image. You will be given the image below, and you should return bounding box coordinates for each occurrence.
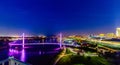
[116,28,120,37]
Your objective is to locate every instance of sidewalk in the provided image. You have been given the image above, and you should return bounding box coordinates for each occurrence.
[53,47,66,65]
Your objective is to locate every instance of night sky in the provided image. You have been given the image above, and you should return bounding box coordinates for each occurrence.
[0,0,119,35]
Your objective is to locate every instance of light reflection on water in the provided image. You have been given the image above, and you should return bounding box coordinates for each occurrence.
[9,48,26,62]
[21,49,25,62]
[8,45,60,65]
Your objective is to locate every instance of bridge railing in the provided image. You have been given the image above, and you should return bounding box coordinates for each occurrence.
[0,56,31,65]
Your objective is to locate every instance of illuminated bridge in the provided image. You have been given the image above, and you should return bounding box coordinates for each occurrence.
[9,33,79,48]
[9,43,75,46]
[9,43,62,45]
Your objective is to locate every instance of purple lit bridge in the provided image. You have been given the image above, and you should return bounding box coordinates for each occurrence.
[9,43,75,46]
[9,33,63,48]
[9,33,77,49]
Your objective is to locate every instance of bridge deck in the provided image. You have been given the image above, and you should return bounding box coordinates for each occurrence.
[9,43,75,46]
[9,43,61,45]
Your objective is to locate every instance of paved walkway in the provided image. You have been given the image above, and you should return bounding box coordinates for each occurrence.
[68,48,77,54]
[53,47,78,65]
[53,48,66,65]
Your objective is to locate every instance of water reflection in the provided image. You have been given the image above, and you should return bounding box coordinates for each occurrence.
[9,49,19,54]
[21,49,25,62]
[9,48,26,62]
[8,45,61,65]
[8,47,60,62]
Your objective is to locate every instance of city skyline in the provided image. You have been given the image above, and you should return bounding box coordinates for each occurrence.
[0,0,119,35]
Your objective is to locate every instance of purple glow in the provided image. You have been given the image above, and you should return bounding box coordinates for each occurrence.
[9,49,19,57]
[46,51,58,54]
[22,33,25,48]
[21,49,25,62]
[54,48,61,51]
[9,49,19,53]
[39,51,42,55]
[9,48,26,62]
[9,43,61,45]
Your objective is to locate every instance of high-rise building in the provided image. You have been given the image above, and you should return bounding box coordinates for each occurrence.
[116,28,120,37]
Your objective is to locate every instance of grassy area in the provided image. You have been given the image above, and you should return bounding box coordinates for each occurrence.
[82,47,97,52]
[53,48,76,65]
[52,49,65,65]
[66,48,74,54]
[56,55,110,65]
[56,54,72,65]
[98,43,120,50]
[87,40,120,50]
[56,47,110,65]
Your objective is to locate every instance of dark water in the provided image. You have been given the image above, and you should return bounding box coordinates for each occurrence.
[0,45,61,65]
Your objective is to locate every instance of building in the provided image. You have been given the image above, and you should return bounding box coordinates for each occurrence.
[106,33,115,38]
[116,28,120,37]
[99,34,105,37]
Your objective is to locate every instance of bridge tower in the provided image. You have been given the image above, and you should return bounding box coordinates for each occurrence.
[22,33,25,49]
[59,33,62,48]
